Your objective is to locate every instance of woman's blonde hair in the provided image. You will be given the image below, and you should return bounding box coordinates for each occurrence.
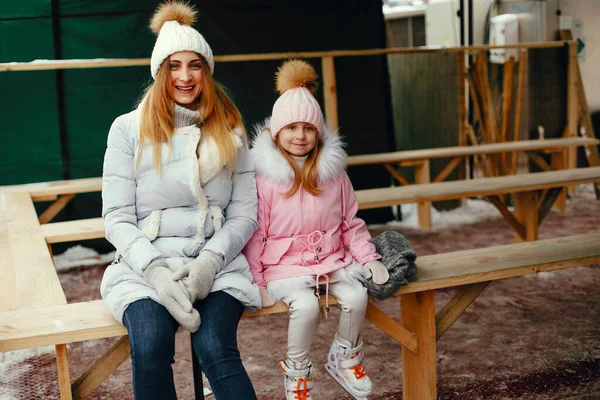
[137,54,245,177]
[277,137,323,198]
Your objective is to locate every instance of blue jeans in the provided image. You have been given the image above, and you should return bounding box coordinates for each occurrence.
[123,291,257,400]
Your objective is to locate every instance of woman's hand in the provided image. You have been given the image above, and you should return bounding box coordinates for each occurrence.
[143,259,201,332]
[173,250,225,302]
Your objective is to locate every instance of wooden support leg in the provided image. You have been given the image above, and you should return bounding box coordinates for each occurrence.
[514,191,539,242]
[414,160,432,230]
[56,344,73,400]
[551,150,567,211]
[401,291,436,400]
[71,336,130,399]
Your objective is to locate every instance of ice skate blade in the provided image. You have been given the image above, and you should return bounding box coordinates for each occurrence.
[324,363,370,400]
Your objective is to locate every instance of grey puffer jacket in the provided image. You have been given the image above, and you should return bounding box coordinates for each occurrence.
[100,104,260,323]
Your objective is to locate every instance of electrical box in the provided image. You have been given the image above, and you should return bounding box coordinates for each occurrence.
[489,14,520,64]
[425,0,459,47]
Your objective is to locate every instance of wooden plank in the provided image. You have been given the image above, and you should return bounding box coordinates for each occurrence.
[39,194,75,224]
[394,231,600,295]
[356,166,600,210]
[436,281,490,340]
[71,336,130,400]
[0,204,18,312]
[56,344,73,400]
[346,138,599,167]
[0,42,573,72]
[0,301,125,351]
[42,218,105,244]
[321,56,338,132]
[401,291,436,400]
[3,193,66,309]
[1,177,102,201]
[365,303,417,354]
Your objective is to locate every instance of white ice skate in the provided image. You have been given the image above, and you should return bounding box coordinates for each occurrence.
[280,358,314,400]
[324,333,372,400]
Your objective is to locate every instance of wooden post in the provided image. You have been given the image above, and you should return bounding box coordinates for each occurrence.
[551,150,567,211]
[514,191,539,242]
[321,56,338,131]
[457,50,467,181]
[56,344,73,400]
[512,49,527,174]
[500,57,515,173]
[401,291,437,400]
[414,160,432,230]
[566,42,579,194]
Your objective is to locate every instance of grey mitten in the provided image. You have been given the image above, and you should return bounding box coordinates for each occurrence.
[143,259,201,332]
[172,250,225,302]
[366,231,418,300]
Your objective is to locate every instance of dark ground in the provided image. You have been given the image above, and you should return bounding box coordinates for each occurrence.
[1,185,599,399]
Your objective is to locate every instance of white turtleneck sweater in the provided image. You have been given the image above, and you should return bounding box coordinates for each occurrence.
[290,154,308,168]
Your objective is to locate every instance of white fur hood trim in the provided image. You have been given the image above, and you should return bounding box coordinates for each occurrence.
[250,118,347,184]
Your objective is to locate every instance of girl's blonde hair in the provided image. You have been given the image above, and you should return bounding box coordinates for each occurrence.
[137,54,245,177]
[277,137,323,198]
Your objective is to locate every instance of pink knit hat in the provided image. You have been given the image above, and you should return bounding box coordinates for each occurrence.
[269,60,324,139]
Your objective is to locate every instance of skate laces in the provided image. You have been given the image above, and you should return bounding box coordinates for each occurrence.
[293,378,312,400]
[348,353,367,379]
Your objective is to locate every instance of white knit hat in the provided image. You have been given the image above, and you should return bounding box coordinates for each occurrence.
[270,60,324,138]
[149,1,214,79]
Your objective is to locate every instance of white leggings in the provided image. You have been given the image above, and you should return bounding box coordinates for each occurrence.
[281,280,368,368]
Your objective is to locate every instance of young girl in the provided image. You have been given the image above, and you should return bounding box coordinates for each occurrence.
[243,60,389,400]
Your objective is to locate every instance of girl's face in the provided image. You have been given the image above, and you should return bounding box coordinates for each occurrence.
[277,122,318,156]
[169,51,204,109]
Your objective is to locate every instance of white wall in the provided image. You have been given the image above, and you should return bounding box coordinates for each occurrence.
[559,0,600,111]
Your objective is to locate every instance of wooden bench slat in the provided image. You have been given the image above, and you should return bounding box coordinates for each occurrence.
[347,137,600,166]
[2,193,66,310]
[41,168,600,244]
[356,166,600,210]
[396,230,600,295]
[1,177,102,201]
[0,301,126,351]
[2,231,598,352]
[41,217,105,244]
[0,207,18,312]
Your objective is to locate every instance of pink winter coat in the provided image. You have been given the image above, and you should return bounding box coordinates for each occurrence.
[243,121,381,291]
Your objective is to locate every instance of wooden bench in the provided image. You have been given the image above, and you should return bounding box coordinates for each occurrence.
[356,166,600,241]
[348,137,600,229]
[36,167,600,245]
[2,225,598,399]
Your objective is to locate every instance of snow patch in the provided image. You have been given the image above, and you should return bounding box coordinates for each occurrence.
[53,245,115,272]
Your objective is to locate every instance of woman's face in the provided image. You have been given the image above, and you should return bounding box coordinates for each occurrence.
[277,122,318,156]
[169,51,204,109]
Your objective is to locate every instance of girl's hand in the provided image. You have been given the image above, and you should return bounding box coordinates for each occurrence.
[260,288,277,307]
[363,260,390,284]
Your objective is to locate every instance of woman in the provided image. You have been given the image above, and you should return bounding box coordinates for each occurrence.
[100,2,259,399]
